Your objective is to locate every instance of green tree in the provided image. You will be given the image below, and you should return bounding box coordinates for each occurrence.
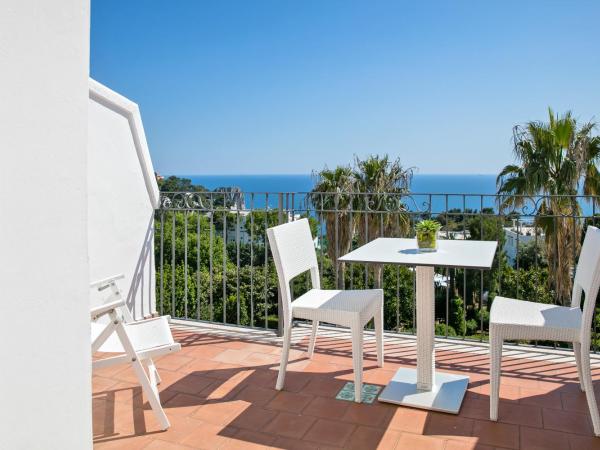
[310,165,356,286]
[517,240,547,270]
[498,265,555,304]
[450,296,467,337]
[158,175,207,192]
[353,155,413,286]
[353,154,413,244]
[243,211,280,244]
[497,108,600,302]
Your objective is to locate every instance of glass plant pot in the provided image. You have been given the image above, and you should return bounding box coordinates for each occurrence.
[416,231,437,252]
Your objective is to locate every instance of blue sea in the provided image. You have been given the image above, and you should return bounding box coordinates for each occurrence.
[178,174,501,213]
[181,174,497,196]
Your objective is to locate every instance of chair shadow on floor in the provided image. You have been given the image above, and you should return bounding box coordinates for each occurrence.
[92,331,600,448]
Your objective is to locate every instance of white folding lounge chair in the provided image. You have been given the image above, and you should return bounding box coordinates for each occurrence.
[90,274,181,430]
[489,225,600,436]
[267,218,384,402]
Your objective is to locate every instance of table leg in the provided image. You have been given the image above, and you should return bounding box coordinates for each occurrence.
[377,264,469,413]
[416,265,435,391]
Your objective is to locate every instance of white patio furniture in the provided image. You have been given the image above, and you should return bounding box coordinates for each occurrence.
[340,237,497,413]
[267,219,384,402]
[91,274,181,430]
[490,225,600,436]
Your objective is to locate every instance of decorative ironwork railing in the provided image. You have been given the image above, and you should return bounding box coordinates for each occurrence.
[156,191,600,349]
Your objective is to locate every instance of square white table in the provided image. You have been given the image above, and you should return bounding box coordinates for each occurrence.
[339,238,497,414]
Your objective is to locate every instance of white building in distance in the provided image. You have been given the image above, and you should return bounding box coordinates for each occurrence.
[503,220,543,267]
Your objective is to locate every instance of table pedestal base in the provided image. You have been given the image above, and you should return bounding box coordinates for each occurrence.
[377,368,469,414]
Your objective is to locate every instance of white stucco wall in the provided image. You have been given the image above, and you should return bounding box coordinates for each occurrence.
[0,1,92,449]
[88,80,160,320]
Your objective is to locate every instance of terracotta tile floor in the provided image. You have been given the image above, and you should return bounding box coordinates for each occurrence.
[93,323,600,449]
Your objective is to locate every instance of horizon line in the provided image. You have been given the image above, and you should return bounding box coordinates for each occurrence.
[168,172,499,177]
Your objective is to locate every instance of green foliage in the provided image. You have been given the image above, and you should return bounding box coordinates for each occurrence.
[381,265,415,331]
[498,265,555,304]
[435,323,456,337]
[475,308,489,331]
[158,175,207,192]
[416,219,441,235]
[497,108,600,302]
[466,318,479,335]
[156,143,594,342]
[517,241,547,270]
[450,296,467,337]
[154,202,565,340]
[156,210,280,328]
[310,155,412,274]
[243,211,280,244]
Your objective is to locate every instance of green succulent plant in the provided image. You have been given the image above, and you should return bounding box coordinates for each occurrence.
[415,219,441,235]
[416,219,441,250]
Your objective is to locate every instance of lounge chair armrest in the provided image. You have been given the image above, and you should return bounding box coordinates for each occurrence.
[91,299,125,320]
[91,274,125,291]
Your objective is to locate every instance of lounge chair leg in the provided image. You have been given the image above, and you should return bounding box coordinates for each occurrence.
[308,320,319,359]
[132,359,170,430]
[276,319,292,391]
[580,346,600,436]
[351,324,364,403]
[489,331,502,422]
[145,360,160,397]
[574,342,585,392]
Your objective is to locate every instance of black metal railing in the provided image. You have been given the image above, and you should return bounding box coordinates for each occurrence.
[156,191,600,349]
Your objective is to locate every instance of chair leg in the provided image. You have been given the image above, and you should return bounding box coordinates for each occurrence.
[574,342,585,392]
[489,331,502,421]
[132,358,170,430]
[580,345,600,436]
[145,359,160,396]
[276,319,292,391]
[374,298,384,368]
[351,324,364,403]
[308,320,319,359]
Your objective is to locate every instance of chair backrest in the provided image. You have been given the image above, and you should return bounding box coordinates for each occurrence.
[92,274,133,323]
[267,218,320,323]
[571,226,600,344]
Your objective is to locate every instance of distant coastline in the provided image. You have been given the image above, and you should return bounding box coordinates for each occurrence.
[175,173,498,195]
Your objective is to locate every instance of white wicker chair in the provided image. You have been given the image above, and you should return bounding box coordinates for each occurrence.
[489,226,600,436]
[267,218,384,402]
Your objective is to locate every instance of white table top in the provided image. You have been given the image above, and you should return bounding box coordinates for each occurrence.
[339,238,497,269]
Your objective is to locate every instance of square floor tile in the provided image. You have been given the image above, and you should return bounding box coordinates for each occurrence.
[335,382,381,404]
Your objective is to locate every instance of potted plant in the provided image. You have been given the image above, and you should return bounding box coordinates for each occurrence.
[415,219,441,252]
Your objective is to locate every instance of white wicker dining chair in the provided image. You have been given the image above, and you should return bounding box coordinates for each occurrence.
[489,225,600,435]
[267,218,384,402]
[91,274,181,430]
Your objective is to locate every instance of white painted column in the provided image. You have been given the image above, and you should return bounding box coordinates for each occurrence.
[0,1,92,448]
[416,265,435,391]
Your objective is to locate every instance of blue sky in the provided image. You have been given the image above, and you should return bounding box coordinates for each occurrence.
[91,0,600,175]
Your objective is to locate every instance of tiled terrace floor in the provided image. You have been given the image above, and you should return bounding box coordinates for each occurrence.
[93,322,600,450]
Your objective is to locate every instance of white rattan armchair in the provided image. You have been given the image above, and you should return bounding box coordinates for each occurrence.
[267,218,384,402]
[489,226,600,436]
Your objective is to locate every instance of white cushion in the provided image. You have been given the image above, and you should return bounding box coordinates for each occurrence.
[490,296,581,341]
[292,288,382,328]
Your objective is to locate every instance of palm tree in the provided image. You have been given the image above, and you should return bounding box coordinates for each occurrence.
[310,166,356,286]
[353,155,413,286]
[353,154,413,243]
[497,108,600,303]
